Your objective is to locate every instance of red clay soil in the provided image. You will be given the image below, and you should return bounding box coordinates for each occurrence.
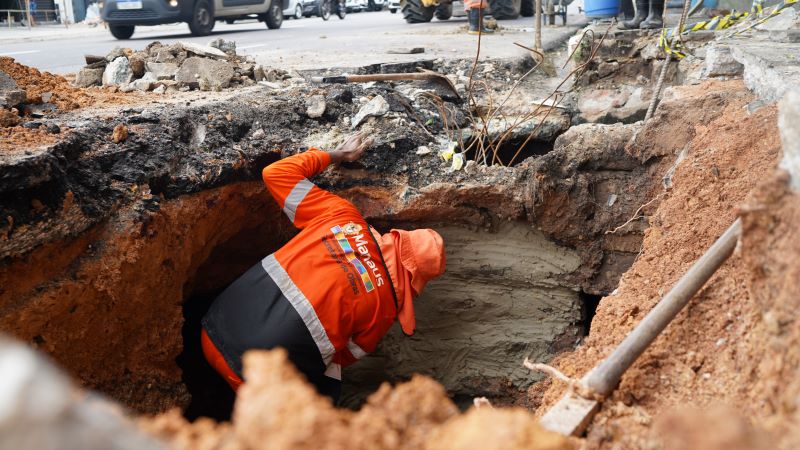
[0,56,96,110]
[534,80,800,448]
[141,349,573,450]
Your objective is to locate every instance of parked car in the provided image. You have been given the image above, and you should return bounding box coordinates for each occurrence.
[345,0,367,12]
[283,0,306,18]
[388,0,399,12]
[302,0,346,18]
[366,0,386,11]
[101,0,287,39]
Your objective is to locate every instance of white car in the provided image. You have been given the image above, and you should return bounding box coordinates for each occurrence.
[345,0,367,11]
[283,0,306,18]
[388,0,399,12]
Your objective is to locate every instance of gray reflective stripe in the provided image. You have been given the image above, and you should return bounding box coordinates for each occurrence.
[324,363,342,381]
[347,339,367,359]
[262,254,336,365]
[283,179,315,224]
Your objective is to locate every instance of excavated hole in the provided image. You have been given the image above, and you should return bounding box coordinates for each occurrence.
[464,137,554,166]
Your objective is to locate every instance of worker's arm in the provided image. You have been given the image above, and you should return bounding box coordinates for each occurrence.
[262,133,373,228]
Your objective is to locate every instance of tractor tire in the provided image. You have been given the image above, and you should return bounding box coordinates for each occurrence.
[520,0,533,16]
[489,0,520,19]
[401,0,435,23]
[434,2,452,19]
[109,24,135,39]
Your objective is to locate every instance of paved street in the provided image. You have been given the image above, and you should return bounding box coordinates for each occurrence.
[0,10,586,74]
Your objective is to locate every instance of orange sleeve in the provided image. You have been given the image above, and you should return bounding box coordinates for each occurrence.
[262,149,353,229]
[332,335,374,368]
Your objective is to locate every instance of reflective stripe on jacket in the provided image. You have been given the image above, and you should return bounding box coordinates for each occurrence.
[262,149,399,372]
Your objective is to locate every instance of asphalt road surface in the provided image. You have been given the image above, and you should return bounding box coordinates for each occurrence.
[0,10,586,74]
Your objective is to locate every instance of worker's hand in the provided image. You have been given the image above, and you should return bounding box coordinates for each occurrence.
[328,132,373,164]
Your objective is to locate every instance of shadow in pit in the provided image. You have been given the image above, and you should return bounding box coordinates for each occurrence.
[464,137,554,166]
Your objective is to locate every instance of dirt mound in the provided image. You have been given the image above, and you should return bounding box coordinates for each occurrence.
[143,349,571,450]
[0,57,92,110]
[534,80,794,447]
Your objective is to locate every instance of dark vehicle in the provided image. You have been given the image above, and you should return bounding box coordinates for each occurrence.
[302,0,346,19]
[101,0,287,39]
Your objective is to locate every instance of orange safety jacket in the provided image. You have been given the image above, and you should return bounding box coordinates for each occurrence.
[203,149,401,383]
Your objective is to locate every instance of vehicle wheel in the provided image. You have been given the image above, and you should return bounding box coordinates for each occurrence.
[319,0,331,19]
[389,7,397,12]
[338,2,347,18]
[488,0,520,19]
[372,2,383,10]
[520,0,533,16]
[401,0,434,23]
[225,18,235,23]
[265,0,284,28]
[434,1,452,19]
[189,0,215,36]
[109,24,135,39]
[294,4,303,17]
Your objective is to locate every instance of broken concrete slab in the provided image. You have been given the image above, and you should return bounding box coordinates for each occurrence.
[703,44,743,78]
[179,42,227,59]
[175,57,234,90]
[576,87,648,124]
[352,95,390,128]
[74,67,104,88]
[0,70,26,107]
[145,62,179,80]
[729,41,800,102]
[208,38,237,55]
[102,57,134,86]
[779,90,800,191]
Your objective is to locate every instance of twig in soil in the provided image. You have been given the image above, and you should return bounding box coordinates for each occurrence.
[605,193,666,235]
[523,358,600,400]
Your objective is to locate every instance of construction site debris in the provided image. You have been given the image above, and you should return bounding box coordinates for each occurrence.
[306,95,327,119]
[111,123,129,143]
[779,89,800,190]
[352,95,390,128]
[103,57,135,86]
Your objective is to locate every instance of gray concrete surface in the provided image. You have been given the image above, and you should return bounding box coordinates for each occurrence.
[0,11,587,74]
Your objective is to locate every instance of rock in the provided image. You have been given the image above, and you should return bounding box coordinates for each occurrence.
[416,145,432,155]
[387,47,425,54]
[326,87,353,104]
[175,57,234,90]
[253,65,266,81]
[179,41,227,59]
[758,6,798,31]
[0,108,20,127]
[152,85,166,94]
[84,54,105,65]
[22,121,41,129]
[208,38,237,55]
[577,87,648,124]
[252,128,266,139]
[129,56,146,79]
[306,95,326,118]
[153,48,176,63]
[46,123,61,134]
[352,95,390,128]
[145,61,179,80]
[730,41,800,103]
[0,70,26,107]
[102,57,133,86]
[704,45,743,78]
[129,79,153,91]
[779,90,800,191]
[74,67,104,88]
[105,46,127,62]
[111,123,128,143]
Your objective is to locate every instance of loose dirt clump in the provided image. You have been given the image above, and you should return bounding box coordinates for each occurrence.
[0,57,93,110]
[0,125,61,154]
[535,79,788,447]
[142,349,572,450]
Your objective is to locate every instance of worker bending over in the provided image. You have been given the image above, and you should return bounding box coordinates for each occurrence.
[200,133,446,402]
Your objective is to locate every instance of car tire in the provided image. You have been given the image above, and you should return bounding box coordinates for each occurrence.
[265,0,284,28]
[488,0,521,19]
[338,2,347,18]
[188,0,215,36]
[319,0,331,19]
[294,4,303,17]
[401,0,434,23]
[389,7,397,12]
[520,0,533,16]
[225,18,235,23]
[434,1,451,19]
[109,24,135,39]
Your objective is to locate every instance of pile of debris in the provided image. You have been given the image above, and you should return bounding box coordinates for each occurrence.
[74,39,289,93]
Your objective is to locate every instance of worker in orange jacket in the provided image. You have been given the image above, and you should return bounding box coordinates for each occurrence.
[200,133,446,402]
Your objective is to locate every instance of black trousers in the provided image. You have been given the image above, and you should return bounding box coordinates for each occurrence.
[202,259,341,403]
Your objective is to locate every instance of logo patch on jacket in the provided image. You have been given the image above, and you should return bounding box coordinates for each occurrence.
[331,225,375,292]
[343,222,362,236]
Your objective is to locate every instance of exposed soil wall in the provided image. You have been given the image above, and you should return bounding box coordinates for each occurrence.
[535,80,793,448]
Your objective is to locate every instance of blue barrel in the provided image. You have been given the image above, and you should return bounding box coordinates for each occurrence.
[584,0,621,18]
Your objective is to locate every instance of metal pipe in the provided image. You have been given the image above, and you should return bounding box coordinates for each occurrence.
[585,218,742,396]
